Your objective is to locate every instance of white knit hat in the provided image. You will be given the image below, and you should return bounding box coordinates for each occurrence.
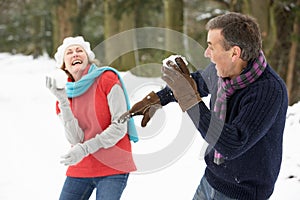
[54,36,95,67]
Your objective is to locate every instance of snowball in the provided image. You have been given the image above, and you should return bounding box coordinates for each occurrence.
[48,69,68,89]
[162,54,188,67]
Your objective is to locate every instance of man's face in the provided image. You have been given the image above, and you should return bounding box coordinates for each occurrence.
[204,29,237,79]
[63,45,89,77]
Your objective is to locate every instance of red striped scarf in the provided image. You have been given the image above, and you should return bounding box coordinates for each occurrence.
[213,50,267,165]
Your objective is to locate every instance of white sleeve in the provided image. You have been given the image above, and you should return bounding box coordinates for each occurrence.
[58,103,84,145]
[83,84,128,153]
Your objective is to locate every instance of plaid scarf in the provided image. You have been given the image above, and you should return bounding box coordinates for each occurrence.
[213,50,267,165]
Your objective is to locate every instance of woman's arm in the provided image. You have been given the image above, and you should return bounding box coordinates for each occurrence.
[83,84,128,153]
[57,100,84,145]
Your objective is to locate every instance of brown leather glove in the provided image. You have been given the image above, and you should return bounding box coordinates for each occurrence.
[118,91,162,127]
[162,57,201,112]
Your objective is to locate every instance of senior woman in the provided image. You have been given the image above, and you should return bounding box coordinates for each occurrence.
[46,36,137,200]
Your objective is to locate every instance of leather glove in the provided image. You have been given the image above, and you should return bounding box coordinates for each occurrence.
[118,91,162,127]
[162,57,201,111]
[60,143,88,166]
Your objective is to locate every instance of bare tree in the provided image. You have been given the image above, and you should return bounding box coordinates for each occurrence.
[164,0,184,56]
[286,0,300,104]
[52,0,78,51]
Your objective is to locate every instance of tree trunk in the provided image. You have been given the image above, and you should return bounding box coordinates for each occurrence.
[286,0,300,105]
[103,0,121,67]
[164,0,184,56]
[242,0,276,58]
[118,10,137,71]
[52,0,78,55]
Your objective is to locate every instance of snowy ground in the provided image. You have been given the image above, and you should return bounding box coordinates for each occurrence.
[0,53,299,200]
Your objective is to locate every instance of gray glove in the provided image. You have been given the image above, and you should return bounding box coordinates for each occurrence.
[46,76,73,121]
[60,143,88,166]
[60,136,104,166]
[46,76,68,104]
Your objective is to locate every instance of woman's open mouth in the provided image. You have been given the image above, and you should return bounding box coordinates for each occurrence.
[72,60,83,66]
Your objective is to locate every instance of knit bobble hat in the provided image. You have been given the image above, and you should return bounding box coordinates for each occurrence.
[54,36,95,67]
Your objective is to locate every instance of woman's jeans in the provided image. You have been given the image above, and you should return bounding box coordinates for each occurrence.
[193,176,237,200]
[59,173,129,200]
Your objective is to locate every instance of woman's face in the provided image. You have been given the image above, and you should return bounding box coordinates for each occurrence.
[63,45,89,79]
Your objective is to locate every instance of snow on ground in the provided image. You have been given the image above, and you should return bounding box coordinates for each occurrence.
[0,53,299,199]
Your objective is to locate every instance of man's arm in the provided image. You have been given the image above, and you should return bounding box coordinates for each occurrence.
[187,81,285,160]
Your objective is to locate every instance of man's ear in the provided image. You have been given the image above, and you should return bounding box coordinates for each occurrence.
[231,46,242,62]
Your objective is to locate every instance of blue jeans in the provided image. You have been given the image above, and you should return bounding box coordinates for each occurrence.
[193,176,237,200]
[59,173,129,200]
